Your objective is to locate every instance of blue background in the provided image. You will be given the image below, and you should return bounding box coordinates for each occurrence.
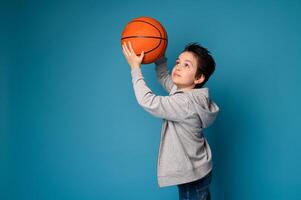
[1,0,301,199]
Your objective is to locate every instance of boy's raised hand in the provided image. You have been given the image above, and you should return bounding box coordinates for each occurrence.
[122,41,144,69]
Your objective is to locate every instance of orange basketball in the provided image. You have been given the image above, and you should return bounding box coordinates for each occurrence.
[121,16,168,64]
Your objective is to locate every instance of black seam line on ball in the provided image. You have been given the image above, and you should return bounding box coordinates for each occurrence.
[130,19,163,37]
[121,38,165,55]
[121,36,167,40]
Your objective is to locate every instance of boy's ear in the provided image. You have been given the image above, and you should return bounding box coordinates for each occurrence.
[194,74,205,85]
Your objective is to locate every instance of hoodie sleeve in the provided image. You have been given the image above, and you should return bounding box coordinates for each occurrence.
[154,56,175,93]
[131,67,189,122]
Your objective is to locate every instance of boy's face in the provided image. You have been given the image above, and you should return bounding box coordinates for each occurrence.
[171,51,204,90]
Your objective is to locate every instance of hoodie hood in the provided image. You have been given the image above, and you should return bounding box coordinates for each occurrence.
[188,87,219,128]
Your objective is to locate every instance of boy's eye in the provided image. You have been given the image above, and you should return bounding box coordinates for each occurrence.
[175,61,191,69]
[184,63,191,68]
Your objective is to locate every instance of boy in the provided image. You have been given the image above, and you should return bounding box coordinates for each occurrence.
[122,41,219,200]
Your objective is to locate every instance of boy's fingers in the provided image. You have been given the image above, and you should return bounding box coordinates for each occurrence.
[140,51,144,59]
[128,41,133,52]
[123,42,131,56]
[128,41,135,55]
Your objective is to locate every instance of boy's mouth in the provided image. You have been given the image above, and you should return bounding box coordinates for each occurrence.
[173,72,181,77]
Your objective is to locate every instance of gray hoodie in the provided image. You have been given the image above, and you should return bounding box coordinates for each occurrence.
[130,56,219,187]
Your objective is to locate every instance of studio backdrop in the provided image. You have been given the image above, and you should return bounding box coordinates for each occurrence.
[1,0,300,199]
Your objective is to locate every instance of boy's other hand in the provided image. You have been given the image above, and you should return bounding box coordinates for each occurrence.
[122,41,144,69]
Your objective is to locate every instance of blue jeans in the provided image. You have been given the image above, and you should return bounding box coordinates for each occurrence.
[177,171,212,200]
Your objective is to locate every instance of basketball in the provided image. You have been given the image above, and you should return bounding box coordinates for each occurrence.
[121,16,168,64]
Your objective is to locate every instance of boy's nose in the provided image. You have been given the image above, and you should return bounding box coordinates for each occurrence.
[176,65,182,71]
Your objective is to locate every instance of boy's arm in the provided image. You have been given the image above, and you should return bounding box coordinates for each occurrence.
[131,68,189,122]
[122,42,188,121]
[155,56,175,93]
